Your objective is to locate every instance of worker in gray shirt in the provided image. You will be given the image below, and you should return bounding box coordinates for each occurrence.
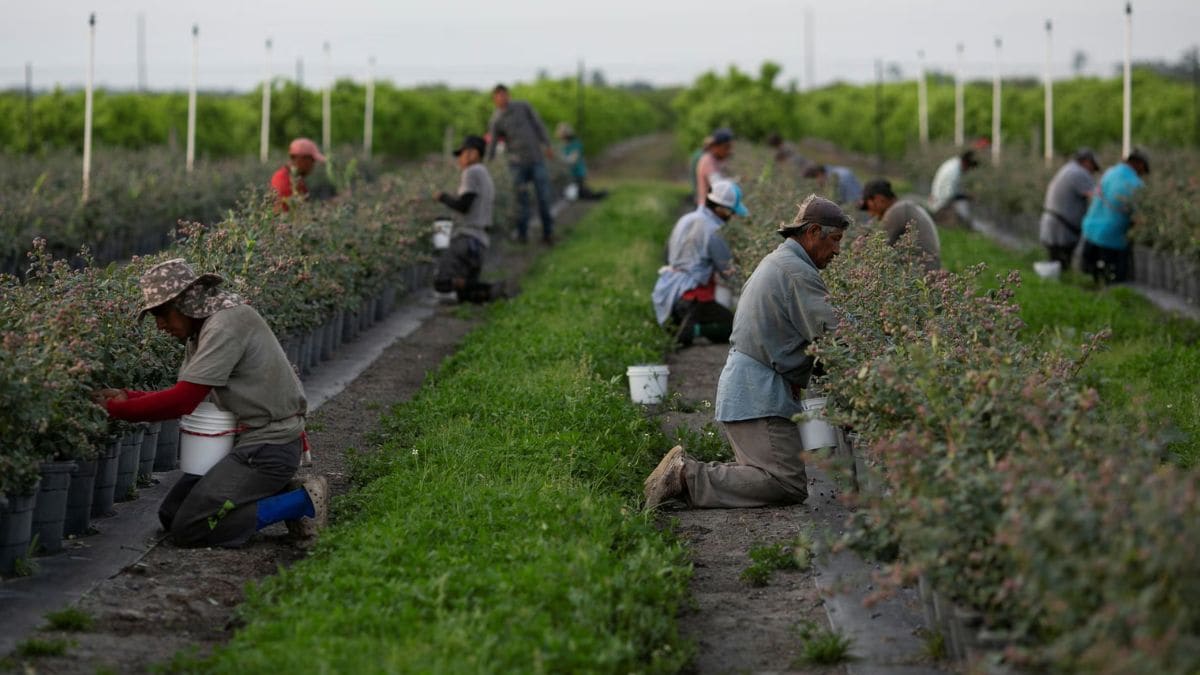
[859,178,941,271]
[486,84,556,245]
[644,195,849,509]
[433,135,503,303]
[1039,148,1100,269]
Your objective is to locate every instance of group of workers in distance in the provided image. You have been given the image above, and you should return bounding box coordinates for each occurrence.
[646,129,1155,511]
[89,85,600,550]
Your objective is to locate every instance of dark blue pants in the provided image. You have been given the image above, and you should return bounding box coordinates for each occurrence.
[511,161,555,240]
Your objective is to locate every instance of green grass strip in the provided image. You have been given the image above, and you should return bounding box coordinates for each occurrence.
[940,228,1200,466]
[203,185,691,674]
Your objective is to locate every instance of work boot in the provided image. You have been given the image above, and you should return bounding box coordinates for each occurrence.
[644,445,686,510]
[286,473,328,546]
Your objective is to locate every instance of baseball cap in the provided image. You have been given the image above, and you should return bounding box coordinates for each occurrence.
[711,128,734,145]
[708,180,749,216]
[453,135,488,157]
[858,179,896,210]
[779,194,850,235]
[288,138,326,162]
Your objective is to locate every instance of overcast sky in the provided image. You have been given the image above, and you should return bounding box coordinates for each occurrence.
[3,0,1198,92]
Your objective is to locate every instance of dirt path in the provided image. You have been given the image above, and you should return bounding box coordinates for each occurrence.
[5,201,589,674]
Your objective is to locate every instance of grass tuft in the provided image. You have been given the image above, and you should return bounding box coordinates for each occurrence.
[43,607,94,632]
[15,638,70,658]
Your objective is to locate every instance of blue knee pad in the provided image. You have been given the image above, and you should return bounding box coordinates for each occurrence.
[255,488,315,530]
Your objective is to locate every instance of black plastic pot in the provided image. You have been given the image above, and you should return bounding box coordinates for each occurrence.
[306,329,321,370]
[343,309,359,342]
[114,430,144,502]
[138,421,161,480]
[1,482,40,575]
[92,439,120,517]
[319,319,335,361]
[31,461,76,554]
[154,419,181,472]
[64,458,97,536]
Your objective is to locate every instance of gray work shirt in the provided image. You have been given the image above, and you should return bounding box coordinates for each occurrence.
[715,238,835,422]
[486,100,550,167]
[458,163,495,247]
[1039,160,1095,247]
[879,199,941,271]
[651,206,733,325]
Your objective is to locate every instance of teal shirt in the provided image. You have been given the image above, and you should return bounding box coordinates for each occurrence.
[560,138,586,179]
[1082,162,1144,250]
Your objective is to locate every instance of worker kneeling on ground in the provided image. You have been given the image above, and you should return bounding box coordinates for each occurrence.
[92,259,326,548]
[651,180,745,347]
[645,195,849,509]
[859,178,941,271]
[432,135,506,303]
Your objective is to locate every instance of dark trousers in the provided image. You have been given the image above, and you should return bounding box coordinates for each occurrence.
[1045,243,1076,271]
[1081,241,1130,284]
[671,299,734,347]
[511,161,555,240]
[159,439,301,548]
[434,234,494,303]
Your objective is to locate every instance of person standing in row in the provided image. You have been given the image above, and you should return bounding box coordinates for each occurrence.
[1039,149,1100,270]
[651,180,746,348]
[270,138,326,211]
[93,259,325,548]
[487,84,556,245]
[695,128,734,208]
[859,179,941,271]
[432,135,505,303]
[644,196,850,510]
[1081,150,1150,284]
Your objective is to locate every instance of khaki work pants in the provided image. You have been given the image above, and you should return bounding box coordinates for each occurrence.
[682,416,808,508]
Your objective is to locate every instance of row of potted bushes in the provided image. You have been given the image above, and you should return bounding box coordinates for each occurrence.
[0,262,435,577]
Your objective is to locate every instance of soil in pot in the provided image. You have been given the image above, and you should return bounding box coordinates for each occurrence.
[154,419,181,471]
[114,430,143,502]
[0,482,41,575]
[32,460,76,554]
[64,458,98,536]
[138,421,162,481]
[92,439,121,517]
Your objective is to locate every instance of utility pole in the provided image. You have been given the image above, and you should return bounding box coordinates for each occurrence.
[1044,20,1054,166]
[260,39,271,164]
[992,37,1002,165]
[1122,2,1132,158]
[955,42,965,147]
[136,12,147,91]
[186,24,198,173]
[917,50,929,148]
[83,14,95,202]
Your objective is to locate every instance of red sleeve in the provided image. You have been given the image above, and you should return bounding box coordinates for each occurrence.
[270,166,293,198]
[106,381,212,422]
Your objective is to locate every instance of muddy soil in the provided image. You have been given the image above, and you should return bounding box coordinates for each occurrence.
[656,341,846,675]
[6,203,587,675]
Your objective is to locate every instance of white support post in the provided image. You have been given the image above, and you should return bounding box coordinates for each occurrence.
[955,42,965,147]
[1122,2,1133,157]
[917,50,929,148]
[322,42,332,153]
[992,37,1002,165]
[82,13,95,203]
[363,56,375,159]
[186,24,198,173]
[260,39,271,164]
[1044,20,1054,167]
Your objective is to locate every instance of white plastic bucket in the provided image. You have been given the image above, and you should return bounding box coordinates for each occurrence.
[432,219,453,250]
[627,365,669,404]
[1033,260,1062,280]
[799,397,838,451]
[179,402,238,475]
[714,283,734,309]
[564,183,580,201]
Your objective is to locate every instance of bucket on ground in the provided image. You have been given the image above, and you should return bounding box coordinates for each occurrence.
[432,219,453,250]
[1033,260,1062,280]
[180,402,238,475]
[627,365,669,405]
[564,183,580,201]
[799,397,838,451]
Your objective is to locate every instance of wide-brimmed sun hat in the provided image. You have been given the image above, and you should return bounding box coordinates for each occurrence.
[137,258,225,320]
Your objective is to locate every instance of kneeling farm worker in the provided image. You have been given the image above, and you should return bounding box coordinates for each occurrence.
[92,259,326,547]
[432,134,505,303]
[651,179,745,347]
[645,195,849,509]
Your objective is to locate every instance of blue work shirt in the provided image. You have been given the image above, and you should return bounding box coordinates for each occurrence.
[1082,162,1144,250]
[651,206,733,325]
[715,238,835,422]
